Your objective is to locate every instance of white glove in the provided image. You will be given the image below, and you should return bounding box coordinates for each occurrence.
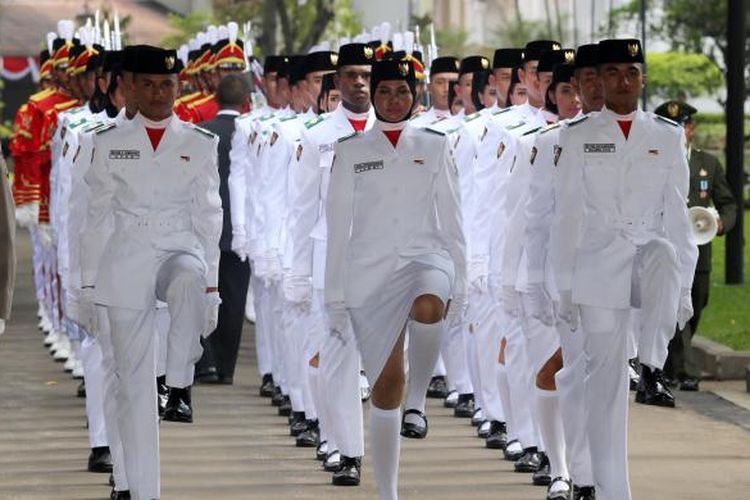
[261,252,283,284]
[557,289,579,331]
[524,283,554,326]
[15,202,39,228]
[79,287,98,334]
[231,232,248,261]
[284,275,312,312]
[500,285,520,318]
[0,319,6,336]
[445,294,468,327]
[326,301,350,334]
[38,223,53,250]
[677,288,693,330]
[468,257,490,293]
[204,291,221,337]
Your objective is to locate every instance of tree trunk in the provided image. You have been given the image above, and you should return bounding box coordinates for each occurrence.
[553,0,564,42]
[259,0,277,57]
[544,0,554,37]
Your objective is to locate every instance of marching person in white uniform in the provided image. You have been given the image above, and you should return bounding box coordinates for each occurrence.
[287,42,376,484]
[325,58,466,500]
[523,44,603,500]
[80,45,222,500]
[553,38,697,500]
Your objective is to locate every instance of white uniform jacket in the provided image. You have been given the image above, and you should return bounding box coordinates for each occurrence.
[81,113,222,310]
[553,108,697,309]
[325,124,467,309]
[289,105,374,289]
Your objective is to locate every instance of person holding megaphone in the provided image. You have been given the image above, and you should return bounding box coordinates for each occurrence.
[655,100,738,392]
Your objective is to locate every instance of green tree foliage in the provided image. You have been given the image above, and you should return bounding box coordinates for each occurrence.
[161,11,215,48]
[646,52,724,99]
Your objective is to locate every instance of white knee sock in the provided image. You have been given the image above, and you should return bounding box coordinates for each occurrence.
[535,387,569,481]
[496,361,514,434]
[369,405,401,500]
[404,320,444,412]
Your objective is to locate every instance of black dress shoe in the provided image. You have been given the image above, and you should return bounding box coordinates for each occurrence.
[504,439,524,461]
[156,376,169,418]
[260,373,275,397]
[87,446,113,473]
[316,441,328,461]
[532,452,551,485]
[163,387,193,423]
[514,447,541,473]
[289,412,307,436]
[77,380,86,398]
[444,390,458,408]
[400,409,428,439]
[426,375,449,398]
[331,455,361,486]
[194,366,219,384]
[271,386,284,406]
[547,477,572,499]
[109,473,114,486]
[471,407,484,427]
[111,489,131,500]
[628,358,640,392]
[679,376,700,392]
[323,450,342,472]
[296,421,319,447]
[573,485,596,500]
[454,393,475,418]
[635,366,675,408]
[278,395,292,417]
[477,420,490,439]
[485,420,508,449]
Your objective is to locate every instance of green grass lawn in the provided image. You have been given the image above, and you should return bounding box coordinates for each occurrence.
[697,210,750,351]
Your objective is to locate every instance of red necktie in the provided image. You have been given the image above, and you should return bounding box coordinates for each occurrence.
[348,118,367,132]
[383,129,402,147]
[617,120,632,140]
[146,127,166,151]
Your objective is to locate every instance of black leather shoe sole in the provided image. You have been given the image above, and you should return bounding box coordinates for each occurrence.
[635,391,675,408]
[163,408,193,423]
[486,435,507,449]
[401,422,427,439]
[332,470,360,486]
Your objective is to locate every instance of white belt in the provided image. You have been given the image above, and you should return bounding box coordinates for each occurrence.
[115,214,192,232]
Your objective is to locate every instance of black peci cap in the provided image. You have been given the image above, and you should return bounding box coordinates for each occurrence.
[459,55,490,76]
[574,44,599,69]
[654,100,697,125]
[430,56,460,75]
[337,43,376,67]
[493,48,524,69]
[552,63,576,83]
[538,49,576,72]
[123,45,180,74]
[103,50,124,73]
[264,55,290,73]
[523,40,561,62]
[598,38,645,64]
[305,51,338,74]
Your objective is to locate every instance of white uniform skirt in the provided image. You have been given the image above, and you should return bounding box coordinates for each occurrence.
[348,256,453,386]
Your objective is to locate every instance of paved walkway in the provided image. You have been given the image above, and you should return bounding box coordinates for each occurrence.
[2,232,750,499]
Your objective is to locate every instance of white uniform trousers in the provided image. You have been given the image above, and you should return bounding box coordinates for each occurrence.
[432,355,446,377]
[155,303,169,378]
[317,289,364,458]
[29,227,46,305]
[281,294,305,413]
[630,239,681,370]
[80,333,108,448]
[251,274,273,377]
[503,313,538,448]
[555,319,594,487]
[95,305,128,492]
[441,323,473,395]
[269,281,289,397]
[106,254,206,500]
[579,305,632,500]
[471,291,505,423]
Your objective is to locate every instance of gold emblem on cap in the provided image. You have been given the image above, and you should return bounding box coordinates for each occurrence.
[481,57,489,69]
[399,62,410,76]
[330,53,339,66]
[627,43,639,57]
[552,43,561,51]
[165,56,176,70]
[564,50,574,63]
[364,46,374,59]
[454,60,460,70]
[667,102,680,118]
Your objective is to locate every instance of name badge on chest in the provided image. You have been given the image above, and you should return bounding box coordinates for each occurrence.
[319,142,335,154]
[109,149,141,160]
[583,143,616,154]
[354,160,384,174]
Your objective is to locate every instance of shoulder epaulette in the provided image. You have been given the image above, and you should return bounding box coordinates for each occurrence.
[68,117,91,130]
[95,123,117,135]
[83,121,107,134]
[190,124,217,139]
[567,115,589,128]
[280,114,298,122]
[522,126,543,136]
[29,88,54,102]
[505,120,526,131]
[492,107,513,116]
[337,131,359,143]
[304,115,325,129]
[539,122,561,135]
[655,115,679,127]
[259,113,276,122]
[423,126,446,136]
[189,94,214,107]
[175,92,201,104]
[464,112,481,122]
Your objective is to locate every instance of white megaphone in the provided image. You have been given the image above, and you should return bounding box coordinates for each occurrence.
[689,206,719,245]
